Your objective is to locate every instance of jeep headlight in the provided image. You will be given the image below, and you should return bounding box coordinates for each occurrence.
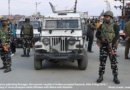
[68,37,76,45]
[42,38,50,45]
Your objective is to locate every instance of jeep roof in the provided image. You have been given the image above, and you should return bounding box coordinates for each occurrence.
[45,13,80,18]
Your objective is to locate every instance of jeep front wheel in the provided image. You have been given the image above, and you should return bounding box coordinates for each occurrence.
[34,53,42,70]
[77,49,88,70]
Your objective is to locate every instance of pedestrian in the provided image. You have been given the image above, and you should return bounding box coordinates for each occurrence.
[20,18,33,57]
[96,20,101,30]
[87,20,96,53]
[124,16,130,59]
[114,20,120,57]
[0,17,12,73]
[96,11,120,84]
[7,19,17,57]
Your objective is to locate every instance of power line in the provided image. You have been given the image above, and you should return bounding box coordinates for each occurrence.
[11,0,35,4]
[114,0,130,16]
[11,0,45,6]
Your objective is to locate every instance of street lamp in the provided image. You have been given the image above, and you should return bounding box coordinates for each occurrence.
[36,2,41,16]
[8,0,10,19]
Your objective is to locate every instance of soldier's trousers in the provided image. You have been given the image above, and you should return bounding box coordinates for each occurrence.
[99,44,118,75]
[1,49,11,67]
[22,36,32,54]
[125,39,130,58]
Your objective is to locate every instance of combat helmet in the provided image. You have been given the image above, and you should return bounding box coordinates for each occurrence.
[1,17,7,22]
[25,18,30,22]
[103,11,113,18]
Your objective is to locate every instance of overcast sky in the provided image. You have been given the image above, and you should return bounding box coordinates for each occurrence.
[0,0,129,16]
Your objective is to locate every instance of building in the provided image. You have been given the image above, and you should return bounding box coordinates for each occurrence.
[13,14,25,24]
[0,14,25,25]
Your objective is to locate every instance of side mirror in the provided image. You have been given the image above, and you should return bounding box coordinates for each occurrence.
[38,27,41,33]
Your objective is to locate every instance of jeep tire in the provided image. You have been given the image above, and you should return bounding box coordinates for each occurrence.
[77,49,88,70]
[34,53,42,70]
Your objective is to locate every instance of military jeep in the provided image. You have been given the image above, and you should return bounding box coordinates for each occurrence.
[34,13,88,70]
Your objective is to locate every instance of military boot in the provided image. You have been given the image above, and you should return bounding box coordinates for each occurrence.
[113,75,120,84]
[97,75,103,83]
[0,65,6,69]
[26,53,30,57]
[21,50,26,57]
[4,66,11,73]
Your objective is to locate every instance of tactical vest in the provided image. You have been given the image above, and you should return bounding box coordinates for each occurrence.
[0,26,10,44]
[101,23,115,43]
[23,24,32,35]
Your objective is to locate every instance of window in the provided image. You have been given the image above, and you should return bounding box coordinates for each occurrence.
[45,20,78,29]
[45,20,57,29]
[17,21,40,29]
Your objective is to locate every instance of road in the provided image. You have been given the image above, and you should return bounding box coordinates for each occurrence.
[0,42,130,90]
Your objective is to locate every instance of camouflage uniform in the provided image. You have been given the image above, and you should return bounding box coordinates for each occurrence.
[96,11,120,84]
[0,17,12,73]
[124,21,130,59]
[20,18,33,57]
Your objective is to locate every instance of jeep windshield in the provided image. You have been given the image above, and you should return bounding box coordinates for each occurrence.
[45,20,78,29]
[17,21,40,29]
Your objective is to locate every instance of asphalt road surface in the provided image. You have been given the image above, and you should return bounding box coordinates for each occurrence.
[0,42,130,90]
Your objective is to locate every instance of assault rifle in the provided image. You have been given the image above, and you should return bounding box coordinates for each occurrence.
[0,39,9,52]
[100,29,116,59]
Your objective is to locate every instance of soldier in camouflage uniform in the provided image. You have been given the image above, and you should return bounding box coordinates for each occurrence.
[0,17,12,73]
[124,16,130,59]
[20,18,33,57]
[96,11,120,84]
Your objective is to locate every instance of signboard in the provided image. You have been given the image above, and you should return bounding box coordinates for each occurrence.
[126,3,130,5]
[83,12,88,19]
[79,11,88,19]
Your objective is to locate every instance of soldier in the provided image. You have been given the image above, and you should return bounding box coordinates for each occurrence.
[20,18,33,57]
[0,17,12,73]
[124,16,130,59]
[96,11,120,84]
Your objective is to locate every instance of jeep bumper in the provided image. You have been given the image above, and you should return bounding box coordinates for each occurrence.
[35,53,83,60]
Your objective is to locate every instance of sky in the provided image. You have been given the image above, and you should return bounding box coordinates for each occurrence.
[0,0,129,16]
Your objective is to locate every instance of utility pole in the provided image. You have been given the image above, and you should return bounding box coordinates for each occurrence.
[104,0,111,11]
[36,2,41,16]
[114,0,130,31]
[114,0,130,16]
[8,0,10,19]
